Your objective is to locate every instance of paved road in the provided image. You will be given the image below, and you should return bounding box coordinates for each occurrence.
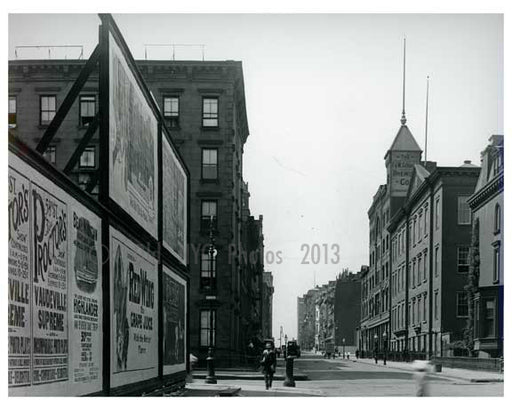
[239,352,503,396]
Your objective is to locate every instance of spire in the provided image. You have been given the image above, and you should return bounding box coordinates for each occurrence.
[424,75,430,165]
[400,37,407,125]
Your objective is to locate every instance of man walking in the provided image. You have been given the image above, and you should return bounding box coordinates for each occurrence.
[260,342,277,390]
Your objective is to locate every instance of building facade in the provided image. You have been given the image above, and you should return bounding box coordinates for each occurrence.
[334,268,364,350]
[297,288,319,351]
[468,135,504,358]
[388,162,481,359]
[8,57,265,366]
[360,120,422,357]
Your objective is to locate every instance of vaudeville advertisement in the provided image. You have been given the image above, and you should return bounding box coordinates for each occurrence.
[109,32,158,239]
[110,228,158,388]
[8,154,103,396]
[162,265,187,375]
[162,135,187,265]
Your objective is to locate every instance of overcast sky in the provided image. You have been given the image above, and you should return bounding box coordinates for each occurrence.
[8,13,503,341]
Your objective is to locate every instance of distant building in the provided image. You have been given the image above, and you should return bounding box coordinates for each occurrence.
[468,135,504,358]
[297,288,319,350]
[334,268,365,349]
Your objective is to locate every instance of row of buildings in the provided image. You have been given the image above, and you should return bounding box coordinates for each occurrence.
[297,268,366,354]
[298,118,503,361]
[8,55,274,366]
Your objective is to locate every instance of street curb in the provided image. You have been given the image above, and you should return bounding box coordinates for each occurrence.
[193,373,309,381]
[354,360,503,383]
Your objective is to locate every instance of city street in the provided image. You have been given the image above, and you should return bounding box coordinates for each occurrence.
[229,352,504,397]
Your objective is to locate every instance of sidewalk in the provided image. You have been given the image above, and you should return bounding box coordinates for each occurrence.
[193,369,308,381]
[351,358,504,383]
[183,382,325,397]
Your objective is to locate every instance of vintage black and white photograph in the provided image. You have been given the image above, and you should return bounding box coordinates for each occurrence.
[4,1,507,402]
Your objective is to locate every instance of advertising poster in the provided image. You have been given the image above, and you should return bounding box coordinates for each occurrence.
[109,32,158,239]
[31,182,69,386]
[69,203,102,388]
[162,136,187,264]
[162,266,187,375]
[390,152,418,196]
[8,153,103,396]
[110,227,158,388]
[8,168,32,387]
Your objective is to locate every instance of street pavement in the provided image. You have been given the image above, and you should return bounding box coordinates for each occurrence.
[185,351,504,397]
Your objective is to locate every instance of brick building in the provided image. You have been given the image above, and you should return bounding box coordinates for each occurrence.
[468,135,504,358]
[388,161,480,358]
[334,268,365,350]
[8,57,266,366]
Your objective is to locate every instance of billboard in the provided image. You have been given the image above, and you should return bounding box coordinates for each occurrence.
[162,265,187,375]
[109,32,158,239]
[8,153,102,396]
[162,135,187,264]
[110,227,158,388]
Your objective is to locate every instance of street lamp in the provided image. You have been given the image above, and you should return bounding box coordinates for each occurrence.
[382,331,388,365]
[342,338,346,359]
[373,334,379,364]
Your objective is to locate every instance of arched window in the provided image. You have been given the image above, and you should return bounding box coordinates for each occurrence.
[495,203,501,233]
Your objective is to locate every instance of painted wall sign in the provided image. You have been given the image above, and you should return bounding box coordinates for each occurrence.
[390,152,418,196]
[8,153,103,396]
[109,32,158,239]
[162,265,187,375]
[162,136,187,264]
[110,227,158,388]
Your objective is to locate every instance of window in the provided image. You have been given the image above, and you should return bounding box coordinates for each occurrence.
[201,200,217,231]
[434,246,439,277]
[79,95,96,127]
[43,145,56,165]
[493,243,500,283]
[434,291,438,320]
[412,299,416,324]
[413,218,417,245]
[456,292,469,317]
[201,148,218,180]
[9,96,16,128]
[457,196,471,225]
[417,254,422,286]
[435,198,440,229]
[412,259,416,288]
[484,300,495,338]
[79,146,96,168]
[200,310,216,346]
[200,248,216,289]
[457,246,470,274]
[40,95,56,125]
[423,251,428,281]
[418,211,423,240]
[163,96,180,128]
[424,205,429,236]
[423,296,427,322]
[494,204,501,234]
[202,97,218,127]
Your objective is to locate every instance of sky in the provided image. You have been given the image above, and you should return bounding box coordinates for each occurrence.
[7,13,504,341]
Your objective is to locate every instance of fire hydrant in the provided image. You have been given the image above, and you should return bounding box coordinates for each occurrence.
[283,355,296,387]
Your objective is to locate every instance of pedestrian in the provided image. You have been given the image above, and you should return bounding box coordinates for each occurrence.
[355,349,359,360]
[260,342,277,390]
[347,352,350,360]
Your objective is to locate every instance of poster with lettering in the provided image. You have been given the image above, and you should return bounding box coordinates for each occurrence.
[8,168,31,387]
[109,32,158,239]
[162,265,187,375]
[69,202,102,390]
[162,136,187,265]
[8,153,103,396]
[31,182,69,386]
[110,227,158,388]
